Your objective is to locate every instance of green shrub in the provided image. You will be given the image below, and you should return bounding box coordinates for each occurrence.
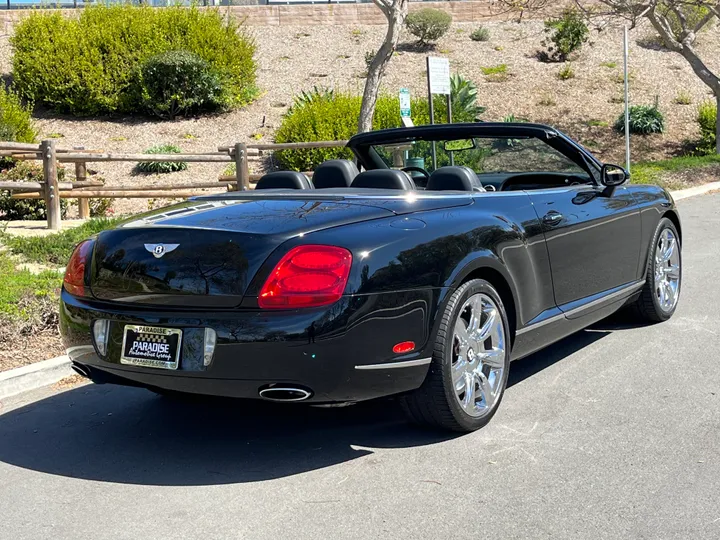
[557,63,575,80]
[275,94,405,171]
[0,161,68,221]
[481,64,509,82]
[275,77,486,171]
[674,91,692,105]
[139,50,228,120]
[0,86,37,143]
[470,26,490,42]
[11,5,257,117]
[614,104,665,135]
[136,144,187,174]
[405,8,452,46]
[539,9,589,62]
[696,100,717,154]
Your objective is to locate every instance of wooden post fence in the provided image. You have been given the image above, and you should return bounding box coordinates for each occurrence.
[40,139,61,231]
[234,142,250,191]
[74,146,90,219]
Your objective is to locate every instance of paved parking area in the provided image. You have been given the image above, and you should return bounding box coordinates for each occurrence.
[0,193,718,540]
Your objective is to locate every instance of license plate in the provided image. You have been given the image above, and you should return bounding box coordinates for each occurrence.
[120,325,182,370]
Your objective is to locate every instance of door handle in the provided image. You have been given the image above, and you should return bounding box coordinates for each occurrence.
[543,211,563,225]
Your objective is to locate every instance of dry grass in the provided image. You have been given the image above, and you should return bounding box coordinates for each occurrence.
[0,18,718,215]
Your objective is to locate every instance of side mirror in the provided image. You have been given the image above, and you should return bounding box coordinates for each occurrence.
[601,164,629,187]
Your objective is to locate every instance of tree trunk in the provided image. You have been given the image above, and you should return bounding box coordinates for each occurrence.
[716,93,720,155]
[357,1,408,133]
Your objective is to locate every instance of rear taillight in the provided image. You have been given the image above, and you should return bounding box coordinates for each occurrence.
[63,239,93,297]
[259,245,352,309]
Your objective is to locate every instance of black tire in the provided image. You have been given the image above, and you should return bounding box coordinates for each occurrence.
[400,279,511,432]
[631,217,682,323]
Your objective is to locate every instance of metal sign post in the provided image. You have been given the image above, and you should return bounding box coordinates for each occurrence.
[426,56,451,170]
[624,25,631,174]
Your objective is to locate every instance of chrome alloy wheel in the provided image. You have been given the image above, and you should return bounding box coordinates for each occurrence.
[654,228,681,312]
[451,293,506,418]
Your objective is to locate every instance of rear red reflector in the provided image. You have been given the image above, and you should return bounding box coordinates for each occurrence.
[63,239,94,297]
[392,341,416,354]
[259,245,352,309]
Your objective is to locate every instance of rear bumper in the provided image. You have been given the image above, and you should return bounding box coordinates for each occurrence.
[60,288,444,403]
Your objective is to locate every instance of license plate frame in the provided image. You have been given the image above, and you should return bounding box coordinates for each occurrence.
[120,325,183,370]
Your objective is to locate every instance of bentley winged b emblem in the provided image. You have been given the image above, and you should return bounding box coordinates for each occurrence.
[144,243,180,259]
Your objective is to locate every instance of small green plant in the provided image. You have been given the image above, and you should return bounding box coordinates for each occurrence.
[0,86,37,143]
[405,8,452,46]
[136,144,187,174]
[294,31,311,39]
[502,114,528,123]
[139,50,228,120]
[351,29,363,37]
[455,28,465,34]
[695,100,717,154]
[494,45,504,51]
[609,95,625,104]
[538,93,557,106]
[674,91,692,105]
[557,63,575,80]
[470,26,490,42]
[600,61,617,69]
[180,133,198,140]
[289,86,335,113]
[614,103,665,135]
[337,54,351,59]
[538,8,589,62]
[481,64,509,82]
[587,119,609,127]
[443,73,486,121]
[251,133,263,141]
[109,136,127,142]
[46,132,64,139]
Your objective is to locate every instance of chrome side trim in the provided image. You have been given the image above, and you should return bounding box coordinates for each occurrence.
[516,280,645,336]
[355,357,432,370]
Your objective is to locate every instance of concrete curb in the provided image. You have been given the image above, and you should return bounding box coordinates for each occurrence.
[669,181,720,201]
[0,180,717,400]
[0,355,73,400]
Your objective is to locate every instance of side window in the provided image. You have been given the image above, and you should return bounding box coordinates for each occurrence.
[481,137,586,174]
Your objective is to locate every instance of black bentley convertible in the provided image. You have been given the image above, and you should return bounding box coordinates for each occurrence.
[61,123,682,432]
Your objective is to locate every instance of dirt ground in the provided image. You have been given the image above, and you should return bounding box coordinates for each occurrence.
[1,18,718,216]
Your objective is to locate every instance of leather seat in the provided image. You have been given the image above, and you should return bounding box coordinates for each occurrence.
[312,159,359,189]
[350,169,416,190]
[426,166,485,192]
[425,165,485,191]
[255,171,313,190]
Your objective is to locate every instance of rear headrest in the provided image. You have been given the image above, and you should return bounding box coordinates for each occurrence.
[426,166,485,192]
[350,169,416,190]
[312,159,359,189]
[256,171,313,190]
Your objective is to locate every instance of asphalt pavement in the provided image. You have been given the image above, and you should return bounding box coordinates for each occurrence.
[1,193,719,540]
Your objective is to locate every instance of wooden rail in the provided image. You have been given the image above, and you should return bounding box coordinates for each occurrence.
[0,138,348,230]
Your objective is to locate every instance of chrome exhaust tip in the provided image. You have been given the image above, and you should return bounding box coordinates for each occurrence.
[258,386,312,402]
[71,363,90,379]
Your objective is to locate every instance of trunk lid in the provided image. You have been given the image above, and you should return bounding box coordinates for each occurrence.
[90,198,394,307]
[89,195,472,307]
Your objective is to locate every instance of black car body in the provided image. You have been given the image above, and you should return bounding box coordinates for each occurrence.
[61,123,682,431]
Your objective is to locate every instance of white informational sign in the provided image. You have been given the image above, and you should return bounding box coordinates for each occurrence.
[427,57,451,95]
[399,88,413,127]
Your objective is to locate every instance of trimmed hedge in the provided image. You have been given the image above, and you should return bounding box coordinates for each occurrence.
[11,5,257,117]
[139,50,228,119]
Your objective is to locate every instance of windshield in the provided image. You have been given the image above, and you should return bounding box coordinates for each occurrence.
[371,136,587,177]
